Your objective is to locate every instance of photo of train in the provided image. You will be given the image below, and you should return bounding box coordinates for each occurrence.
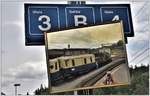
[49,54,96,85]
[49,48,112,86]
[45,21,130,93]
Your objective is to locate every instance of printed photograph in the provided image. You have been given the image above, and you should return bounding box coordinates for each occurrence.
[45,21,131,93]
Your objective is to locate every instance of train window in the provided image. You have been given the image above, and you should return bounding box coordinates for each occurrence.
[50,65,54,69]
[84,58,87,64]
[55,62,57,70]
[58,60,61,68]
[90,57,93,62]
[65,60,68,67]
[72,60,75,66]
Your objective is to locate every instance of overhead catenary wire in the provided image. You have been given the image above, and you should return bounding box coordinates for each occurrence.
[129,43,149,56]
[134,23,149,32]
[134,54,149,64]
[133,1,149,19]
[129,47,149,63]
[128,29,148,42]
[129,47,149,62]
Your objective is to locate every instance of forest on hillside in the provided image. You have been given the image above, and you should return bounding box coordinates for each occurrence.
[34,65,149,95]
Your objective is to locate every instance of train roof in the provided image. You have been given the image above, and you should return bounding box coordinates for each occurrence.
[57,54,94,60]
[49,54,95,62]
[49,58,58,62]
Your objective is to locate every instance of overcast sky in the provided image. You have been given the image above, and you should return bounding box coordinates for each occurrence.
[0,0,149,95]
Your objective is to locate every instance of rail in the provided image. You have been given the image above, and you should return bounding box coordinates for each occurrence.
[76,58,125,87]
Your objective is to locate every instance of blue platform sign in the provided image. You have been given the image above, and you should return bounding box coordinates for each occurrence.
[25,4,134,45]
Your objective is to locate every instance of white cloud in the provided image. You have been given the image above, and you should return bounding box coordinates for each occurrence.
[2,61,47,85]
[2,61,48,95]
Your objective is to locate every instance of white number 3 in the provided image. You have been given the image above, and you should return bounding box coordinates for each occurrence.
[38,15,51,31]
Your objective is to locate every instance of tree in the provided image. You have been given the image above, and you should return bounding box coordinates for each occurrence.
[117,40,123,46]
[1,92,6,95]
[34,88,41,95]
[40,84,44,90]
[26,92,29,95]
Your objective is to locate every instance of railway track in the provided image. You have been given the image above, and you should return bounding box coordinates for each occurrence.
[76,58,125,87]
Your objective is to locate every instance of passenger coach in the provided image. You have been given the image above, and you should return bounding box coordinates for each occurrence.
[49,54,96,86]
